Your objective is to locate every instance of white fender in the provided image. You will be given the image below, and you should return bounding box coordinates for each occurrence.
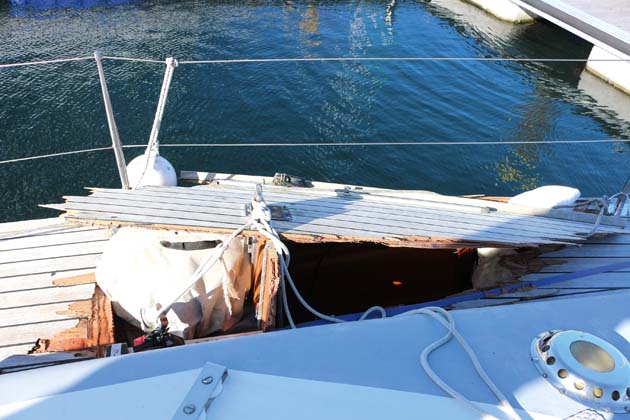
[508,185,581,208]
[127,152,177,188]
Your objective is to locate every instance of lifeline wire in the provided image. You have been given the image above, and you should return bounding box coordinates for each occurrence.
[135,138,629,147]
[178,56,630,64]
[0,147,114,164]
[2,139,628,165]
[2,55,630,69]
[0,56,94,69]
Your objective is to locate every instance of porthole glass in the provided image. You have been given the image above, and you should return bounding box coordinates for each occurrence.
[570,340,615,373]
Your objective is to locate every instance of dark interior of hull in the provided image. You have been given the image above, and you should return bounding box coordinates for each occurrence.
[111,240,479,347]
[281,241,478,325]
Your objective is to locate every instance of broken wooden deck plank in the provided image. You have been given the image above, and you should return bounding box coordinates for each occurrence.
[59,202,574,247]
[0,219,109,361]
[85,186,621,237]
[540,244,630,258]
[537,257,630,273]
[0,241,107,265]
[146,185,625,232]
[0,227,108,252]
[80,188,612,238]
[55,189,586,243]
[59,194,589,244]
[0,283,95,311]
[0,254,101,279]
[0,318,84,348]
[0,299,91,328]
[0,269,95,294]
[65,213,505,249]
[181,182,627,228]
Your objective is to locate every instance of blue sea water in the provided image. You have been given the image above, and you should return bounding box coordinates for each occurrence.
[0,0,629,222]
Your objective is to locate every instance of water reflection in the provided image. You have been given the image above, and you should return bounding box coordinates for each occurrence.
[300,3,321,47]
[385,0,397,26]
[8,0,137,17]
[1,0,629,222]
[426,0,629,192]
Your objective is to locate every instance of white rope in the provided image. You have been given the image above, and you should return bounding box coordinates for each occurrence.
[247,186,520,420]
[133,57,178,189]
[395,307,521,420]
[0,56,94,69]
[554,191,630,237]
[143,184,520,420]
[245,187,521,420]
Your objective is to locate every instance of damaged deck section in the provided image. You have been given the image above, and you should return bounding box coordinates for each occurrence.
[49,178,626,248]
[0,218,114,369]
[451,234,630,309]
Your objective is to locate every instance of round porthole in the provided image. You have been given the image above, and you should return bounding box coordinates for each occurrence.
[531,330,630,413]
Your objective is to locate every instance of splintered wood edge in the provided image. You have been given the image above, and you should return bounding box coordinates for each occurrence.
[261,248,280,332]
[62,216,541,249]
[30,280,114,355]
[88,285,115,355]
[53,273,96,287]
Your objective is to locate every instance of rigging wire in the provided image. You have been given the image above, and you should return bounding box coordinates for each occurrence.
[0,56,94,69]
[2,139,628,165]
[1,55,630,69]
[0,147,114,165]
[135,138,630,147]
[177,56,630,64]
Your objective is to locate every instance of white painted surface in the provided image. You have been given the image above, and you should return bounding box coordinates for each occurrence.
[508,186,581,208]
[578,70,630,122]
[586,46,630,94]
[3,290,630,418]
[461,0,535,23]
[0,367,556,420]
[126,153,177,188]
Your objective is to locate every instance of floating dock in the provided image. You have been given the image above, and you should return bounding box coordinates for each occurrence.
[461,0,630,93]
[514,0,630,93]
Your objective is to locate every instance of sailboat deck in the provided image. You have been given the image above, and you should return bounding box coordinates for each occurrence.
[452,233,630,309]
[48,173,626,248]
[0,219,112,368]
[1,176,629,368]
